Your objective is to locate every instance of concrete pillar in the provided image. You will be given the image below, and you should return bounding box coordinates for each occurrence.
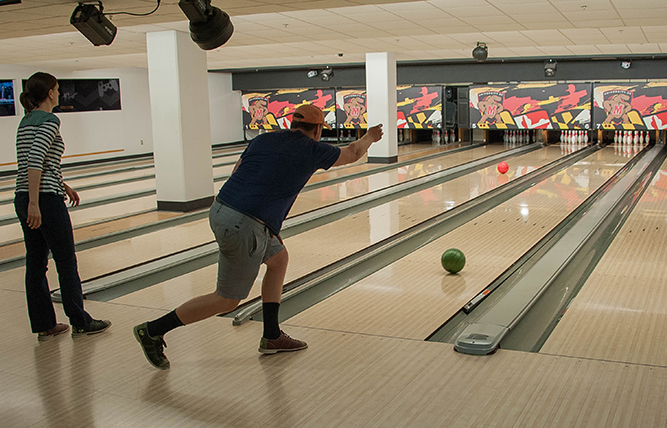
[208,73,244,145]
[146,30,214,212]
[365,52,398,164]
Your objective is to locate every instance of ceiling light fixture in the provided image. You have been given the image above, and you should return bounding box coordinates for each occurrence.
[71,1,161,46]
[320,67,334,82]
[70,2,117,46]
[544,59,557,77]
[178,0,234,50]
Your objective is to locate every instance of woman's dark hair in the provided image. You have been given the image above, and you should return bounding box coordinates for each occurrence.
[20,72,57,113]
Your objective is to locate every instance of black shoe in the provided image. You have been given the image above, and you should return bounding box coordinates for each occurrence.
[133,322,170,370]
[72,319,111,337]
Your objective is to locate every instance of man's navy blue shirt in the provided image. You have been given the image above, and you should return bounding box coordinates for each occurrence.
[217,130,341,235]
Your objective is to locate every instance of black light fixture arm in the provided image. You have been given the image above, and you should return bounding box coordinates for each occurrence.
[102,0,161,17]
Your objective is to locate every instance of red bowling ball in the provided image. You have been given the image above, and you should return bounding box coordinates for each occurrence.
[497,162,509,174]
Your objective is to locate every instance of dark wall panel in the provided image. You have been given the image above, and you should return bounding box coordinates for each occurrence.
[226,57,667,92]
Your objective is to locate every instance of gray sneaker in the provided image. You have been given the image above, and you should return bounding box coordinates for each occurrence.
[133,323,170,370]
[71,319,111,337]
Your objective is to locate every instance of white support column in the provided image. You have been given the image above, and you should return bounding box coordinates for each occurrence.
[147,30,214,211]
[365,52,398,164]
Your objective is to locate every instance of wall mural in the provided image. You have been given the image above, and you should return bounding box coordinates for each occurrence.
[469,83,591,130]
[397,85,442,129]
[336,89,366,129]
[242,89,335,130]
[593,83,667,130]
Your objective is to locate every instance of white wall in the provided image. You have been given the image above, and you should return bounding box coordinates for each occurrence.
[0,66,244,174]
[0,65,154,173]
[208,72,244,145]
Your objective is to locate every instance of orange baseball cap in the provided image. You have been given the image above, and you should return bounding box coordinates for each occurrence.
[292,104,331,129]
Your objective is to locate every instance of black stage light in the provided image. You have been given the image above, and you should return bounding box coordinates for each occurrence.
[320,67,333,81]
[472,42,488,62]
[179,0,234,50]
[70,2,117,46]
[544,59,557,77]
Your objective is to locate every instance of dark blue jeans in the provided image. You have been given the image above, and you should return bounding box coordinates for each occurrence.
[14,192,92,332]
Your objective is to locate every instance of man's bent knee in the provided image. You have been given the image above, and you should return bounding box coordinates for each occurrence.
[212,292,241,313]
[265,248,288,271]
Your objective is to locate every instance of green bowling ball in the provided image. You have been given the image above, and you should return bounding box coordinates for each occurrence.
[441,248,466,274]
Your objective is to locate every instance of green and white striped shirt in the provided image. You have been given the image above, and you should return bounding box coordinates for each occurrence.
[15,110,65,197]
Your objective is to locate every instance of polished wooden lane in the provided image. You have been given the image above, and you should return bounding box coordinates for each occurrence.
[109,143,546,311]
[0,144,463,287]
[61,144,508,288]
[0,143,438,248]
[541,155,667,367]
[287,147,630,340]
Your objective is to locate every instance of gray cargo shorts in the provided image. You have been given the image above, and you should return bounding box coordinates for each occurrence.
[209,199,285,300]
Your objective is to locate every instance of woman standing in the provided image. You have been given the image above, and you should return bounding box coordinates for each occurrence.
[15,72,111,341]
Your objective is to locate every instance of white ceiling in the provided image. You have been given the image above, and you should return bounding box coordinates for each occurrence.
[1,0,666,72]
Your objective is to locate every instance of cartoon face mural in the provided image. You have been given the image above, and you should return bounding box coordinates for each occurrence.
[470,84,592,130]
[343,94,366,125]
[248,97,269,127]
[593,83,667,130]
[336,90,367,129]
[477,91,505,126]
[243,89,335,130]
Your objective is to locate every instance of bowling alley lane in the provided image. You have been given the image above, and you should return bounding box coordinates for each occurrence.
[0,143,475,291]
[0,156,154,189]
[109,143,561,310]
[0,143,442,258]
[540,156,667,367]
[0,167,155,202]
[27,144,507,289]
[304,143,465,185]
[284,146,631,340]
[0,162,237,237]
[0,179,158,218]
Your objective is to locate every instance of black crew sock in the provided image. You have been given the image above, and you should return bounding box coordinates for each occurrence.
[147,310,184,338]
[262,302,281,340]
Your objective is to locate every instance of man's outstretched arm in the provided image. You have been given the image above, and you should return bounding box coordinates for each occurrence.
[332,124,384,167]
